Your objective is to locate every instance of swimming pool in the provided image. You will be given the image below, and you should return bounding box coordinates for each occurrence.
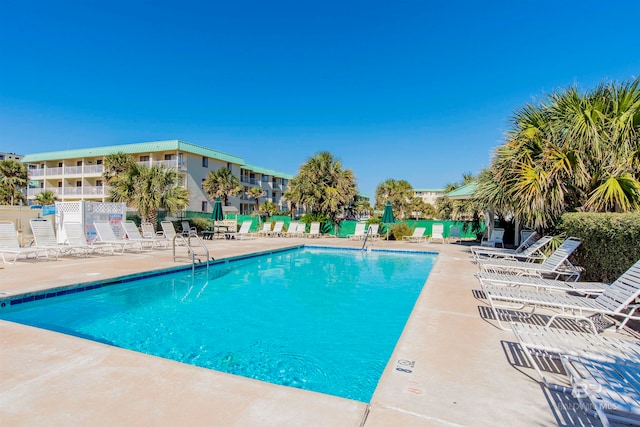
[0,247,436,402]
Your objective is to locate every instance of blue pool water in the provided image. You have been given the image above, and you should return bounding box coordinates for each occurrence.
[1,247,435,402]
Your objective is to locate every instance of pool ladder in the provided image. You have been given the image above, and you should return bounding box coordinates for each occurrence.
[361,227,374,251]
[172,232,210,275]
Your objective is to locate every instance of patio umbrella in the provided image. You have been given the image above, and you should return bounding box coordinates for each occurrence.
[211,197,224,222]
[381,201,395,239]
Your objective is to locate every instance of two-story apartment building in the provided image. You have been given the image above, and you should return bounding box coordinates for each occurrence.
[413,188,445,207]
[20,140,294,215]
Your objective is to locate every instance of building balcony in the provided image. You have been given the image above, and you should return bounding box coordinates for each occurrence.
[28,165,105,178]
[27,186,110,198]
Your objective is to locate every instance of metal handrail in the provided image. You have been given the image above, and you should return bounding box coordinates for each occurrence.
[361,227,373,251]
[173,233,210,275]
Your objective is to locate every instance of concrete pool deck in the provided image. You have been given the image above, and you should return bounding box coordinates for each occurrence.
[1,237,636,426]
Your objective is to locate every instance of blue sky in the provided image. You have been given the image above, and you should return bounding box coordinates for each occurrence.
[1,1,639,198]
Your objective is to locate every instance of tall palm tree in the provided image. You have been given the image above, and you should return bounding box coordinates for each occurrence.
[108,163,189,226]
[288,151,357,224]
[246,187,265,215]
[374,179,413,219]
[0,159,28,205]
[102,152,135,185]
[34,190,58,206]
[202,168,242,206]
[477,77,640,230]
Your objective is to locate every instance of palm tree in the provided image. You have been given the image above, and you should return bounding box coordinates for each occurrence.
[108,163,189,227]
[246,187,265,215]
[34,190,58,206]
[0,159,28,205]
[202,168,242,206]
[477,77,640,230]
[282,190,298,219]
[374,179,413,219]
[102,152,135,185]
[288,152,357,224]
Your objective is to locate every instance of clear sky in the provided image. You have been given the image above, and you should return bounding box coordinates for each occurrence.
[1,1,638,199]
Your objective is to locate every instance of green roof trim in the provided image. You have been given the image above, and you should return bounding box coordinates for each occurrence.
[20,140,245,164]
[413,188,446,192]
[243,164,294,180]
[445,181,477,199]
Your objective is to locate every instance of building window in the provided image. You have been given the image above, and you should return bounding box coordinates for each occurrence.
[57,181,62,188]
[76,181,82,187]
[96,180,103,187]
[201,201,208,212]
[77,160,83,166]
[96,159,103,165]
[58,162,63,167]
[165,154,175,161]
[201,178,206,189]
[202,157,208,167]
[262,175,269,182]
[140,155,149,162]
[227,162,232,171]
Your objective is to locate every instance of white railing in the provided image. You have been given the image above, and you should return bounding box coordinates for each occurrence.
[29,169,45,177]
[64,166,83,175]
[45,167,63,176]
[83,186,108,195]
[84,164,104,174]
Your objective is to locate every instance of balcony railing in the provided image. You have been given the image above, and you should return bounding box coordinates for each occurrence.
[27,186,109,198]
[28,164,104,178]
[64,166,83,175]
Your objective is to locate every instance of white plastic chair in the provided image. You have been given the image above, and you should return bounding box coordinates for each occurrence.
[481,228,505,248]
[429,224,445,244]
[348,222,366,240]
[402,227,426,243]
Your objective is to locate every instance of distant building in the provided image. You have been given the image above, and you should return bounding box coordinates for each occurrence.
[413,188,445,207]
[0,152,23,161]
[20,140,293,215]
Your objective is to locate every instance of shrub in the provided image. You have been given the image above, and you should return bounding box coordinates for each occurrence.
[390,222,413,241]
[558,213,640,282]
[190,217,212,232]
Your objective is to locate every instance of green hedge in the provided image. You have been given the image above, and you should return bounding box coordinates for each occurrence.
[558,213,640,282]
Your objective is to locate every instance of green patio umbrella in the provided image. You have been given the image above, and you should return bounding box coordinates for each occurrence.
[381,201,395,239]
[211,197,224,222]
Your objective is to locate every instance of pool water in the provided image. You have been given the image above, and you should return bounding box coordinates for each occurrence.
[1,247,435,402]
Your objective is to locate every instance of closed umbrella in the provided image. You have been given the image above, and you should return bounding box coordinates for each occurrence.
[381,201,395,240]
[211,197,224,221]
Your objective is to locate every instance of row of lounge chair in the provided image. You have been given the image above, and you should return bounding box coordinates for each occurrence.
[0,219,330,264]
[470,234,640,425]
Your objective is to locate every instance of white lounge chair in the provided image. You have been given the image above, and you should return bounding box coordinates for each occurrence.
[510,322,640,392]
[256,222,272,237]
[402,227,426,243]
[347,222,366,240]
[0,221,49,264]
[181,221,197,237]
[472,235,552,262]
[283,222,300,238]
[304,222,321,238]
[141,222,169,248]
[481,259,640,331]
[560,355,640,426]
[30,219,81,258]
[64,222,113,255]
[120,221,159,249]
[478,237,582,281]
[429,223,445,244]
[93,221,143,253]
[228,220,254,240]
[476,271,610,295]
[295,222,307,237]
[481,227,505,248]
[265,221,284,237]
